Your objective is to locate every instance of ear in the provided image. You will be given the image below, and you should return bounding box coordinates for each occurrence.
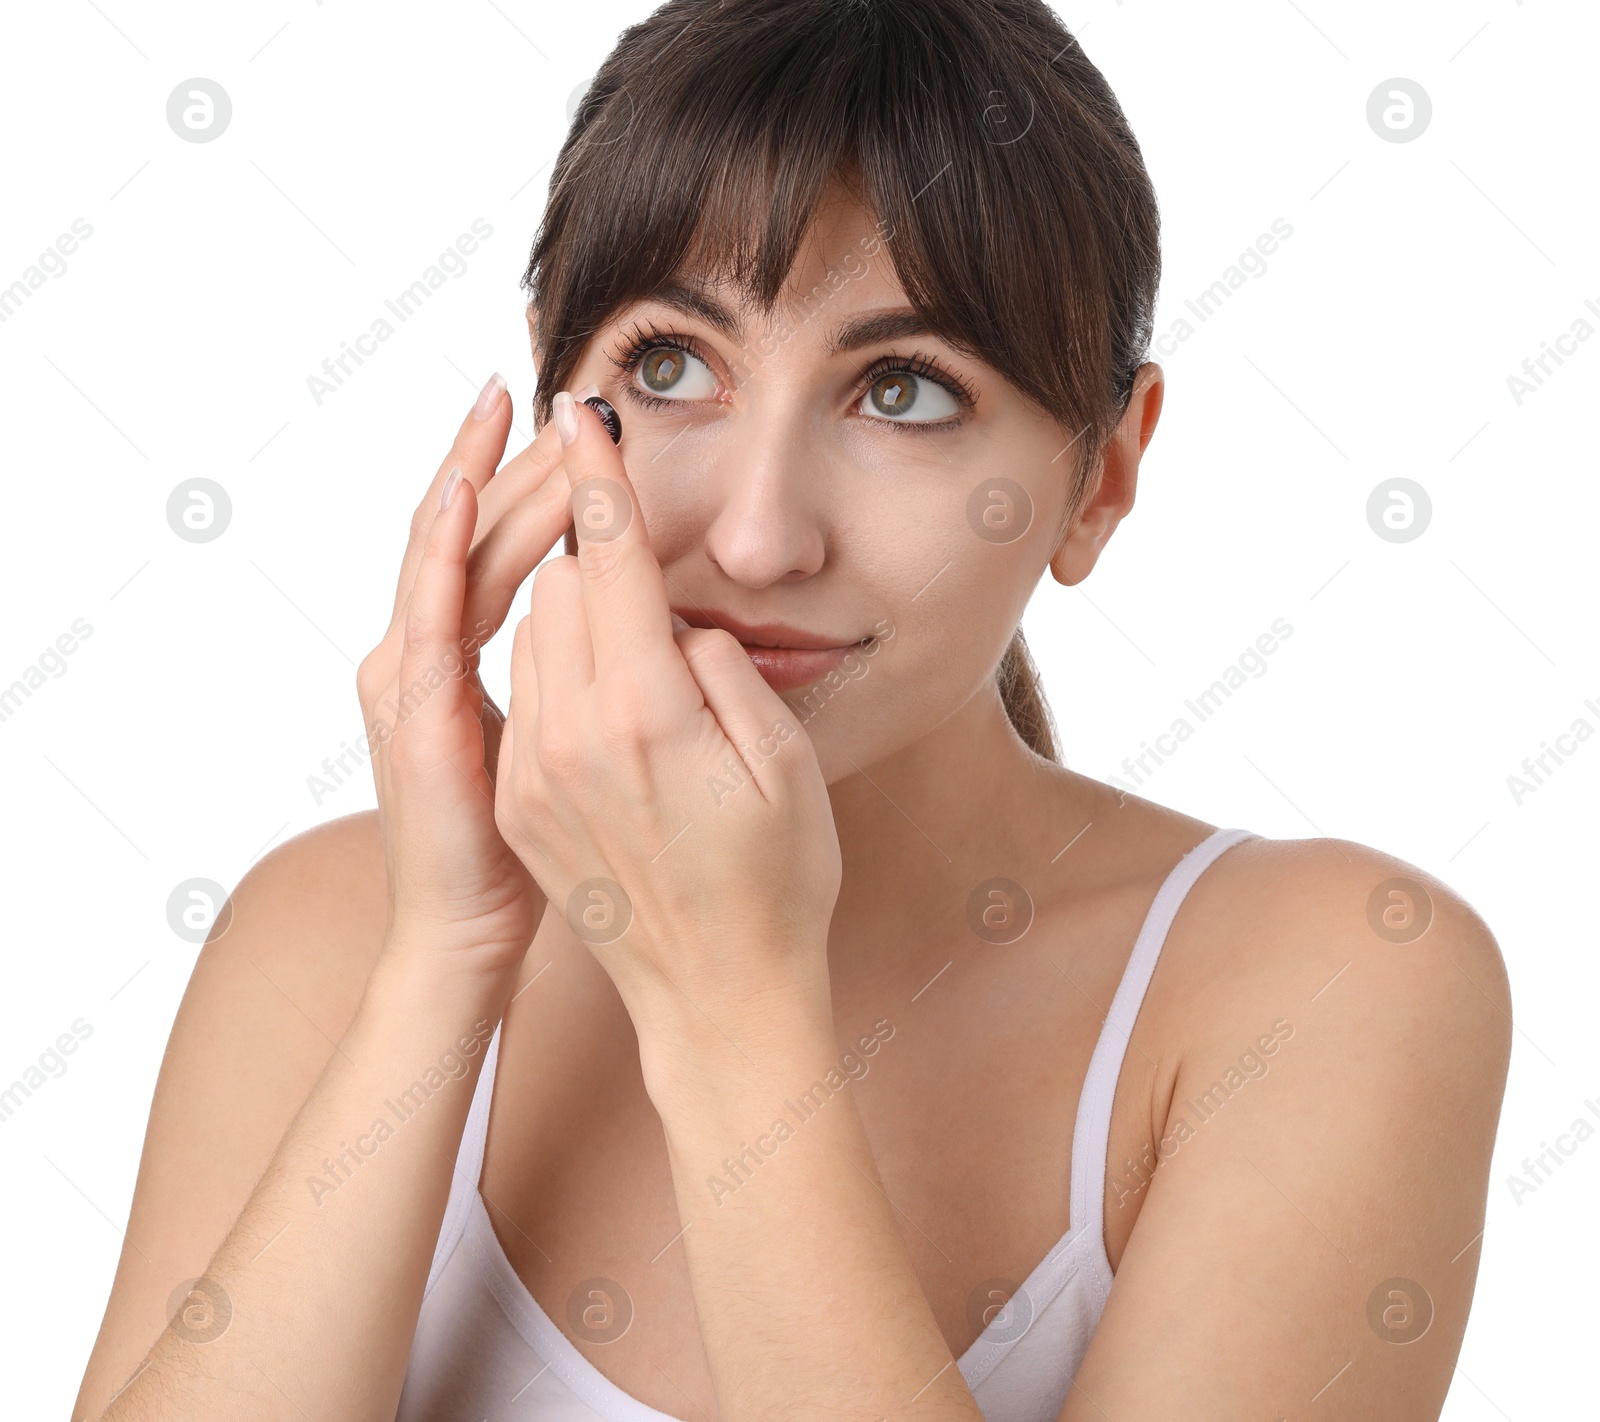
[1049,362,1164,587]
[525,302,541,353]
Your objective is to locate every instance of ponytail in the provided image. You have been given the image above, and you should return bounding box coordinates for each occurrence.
[996,626,1060,764]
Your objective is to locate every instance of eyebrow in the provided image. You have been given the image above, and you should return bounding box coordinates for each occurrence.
[643,279,942,357]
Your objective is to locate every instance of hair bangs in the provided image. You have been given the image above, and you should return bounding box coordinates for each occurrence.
[522,0,1159,480]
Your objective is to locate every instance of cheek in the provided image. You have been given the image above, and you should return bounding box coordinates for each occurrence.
[900,558,1030,703]
[795,558,1032,781]
[868,491,1041,675]
[629,474,704,564]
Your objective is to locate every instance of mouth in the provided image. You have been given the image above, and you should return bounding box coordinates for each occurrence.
[672,608,875,692]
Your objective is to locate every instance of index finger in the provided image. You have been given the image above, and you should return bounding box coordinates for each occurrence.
[471,378,596,534]
[411,379,600,601]
[390,372,514,625]
[553,388,682,684]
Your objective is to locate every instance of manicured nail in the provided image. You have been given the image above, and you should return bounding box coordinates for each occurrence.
[583,395,622,445]
[670,612,690,632]
[574,382,600,401]
[441,467,462,510]
[553,389,578,446]
[472,371,506,421]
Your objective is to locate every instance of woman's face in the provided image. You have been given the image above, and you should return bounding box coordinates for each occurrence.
[553,193,1105,784]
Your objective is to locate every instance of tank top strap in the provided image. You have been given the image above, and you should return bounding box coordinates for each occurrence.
[422,1019,503,1298]
[1067,827,1258,1256]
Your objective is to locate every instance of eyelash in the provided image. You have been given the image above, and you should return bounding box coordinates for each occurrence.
[603,319,977,429]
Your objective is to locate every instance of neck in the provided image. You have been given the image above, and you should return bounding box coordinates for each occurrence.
[823,685,1098,994]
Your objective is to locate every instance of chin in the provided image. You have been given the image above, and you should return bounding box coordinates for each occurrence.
[793,702,916,788]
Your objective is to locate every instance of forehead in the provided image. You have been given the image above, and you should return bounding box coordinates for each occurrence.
[634,191,934,356]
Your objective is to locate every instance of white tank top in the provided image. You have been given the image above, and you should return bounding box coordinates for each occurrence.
[395,826,1256,1421]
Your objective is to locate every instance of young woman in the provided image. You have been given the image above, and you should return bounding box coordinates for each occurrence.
[73,2,1511,1419]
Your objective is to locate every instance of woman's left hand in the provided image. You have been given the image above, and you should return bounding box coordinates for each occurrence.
[493,392,843,1079]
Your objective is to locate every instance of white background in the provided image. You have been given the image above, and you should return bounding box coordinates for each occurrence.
[1,1,1592,1417]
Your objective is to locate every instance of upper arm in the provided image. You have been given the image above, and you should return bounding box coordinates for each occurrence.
[71,811,390,1421]
[1063,838,1512,1422]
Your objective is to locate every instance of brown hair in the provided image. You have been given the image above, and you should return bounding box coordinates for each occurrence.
[522,0,1160,763]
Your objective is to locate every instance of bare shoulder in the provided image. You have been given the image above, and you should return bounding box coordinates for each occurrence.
[1158,831,1512,1071]
[1067,833,1514,1417]
[72,810,390,1421]
[160,808,392,1101]
[1148,830,1513,1151]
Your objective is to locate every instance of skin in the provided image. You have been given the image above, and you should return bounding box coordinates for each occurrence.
[72,190,1512,1422]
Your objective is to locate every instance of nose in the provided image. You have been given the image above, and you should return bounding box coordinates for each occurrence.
[700,409,829,588]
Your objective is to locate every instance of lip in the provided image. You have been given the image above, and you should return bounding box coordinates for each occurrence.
[671,608,872,693]
[671,608,860,651]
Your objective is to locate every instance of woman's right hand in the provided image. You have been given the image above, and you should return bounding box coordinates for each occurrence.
[355,372,589,977]
[80,379,589,1420]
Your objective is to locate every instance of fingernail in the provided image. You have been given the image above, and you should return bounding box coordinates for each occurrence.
[670,612,690,632]
[441,467,463,510]
[574,382,600,401]
[472,371,506,421]
[553,389,578,446]
[582,394,622,445]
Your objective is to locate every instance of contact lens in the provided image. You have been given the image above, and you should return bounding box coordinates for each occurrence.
[582,395,622,445]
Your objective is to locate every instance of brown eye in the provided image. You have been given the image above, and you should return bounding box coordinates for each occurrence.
[862,370,960,423]
[637,346,716,399]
